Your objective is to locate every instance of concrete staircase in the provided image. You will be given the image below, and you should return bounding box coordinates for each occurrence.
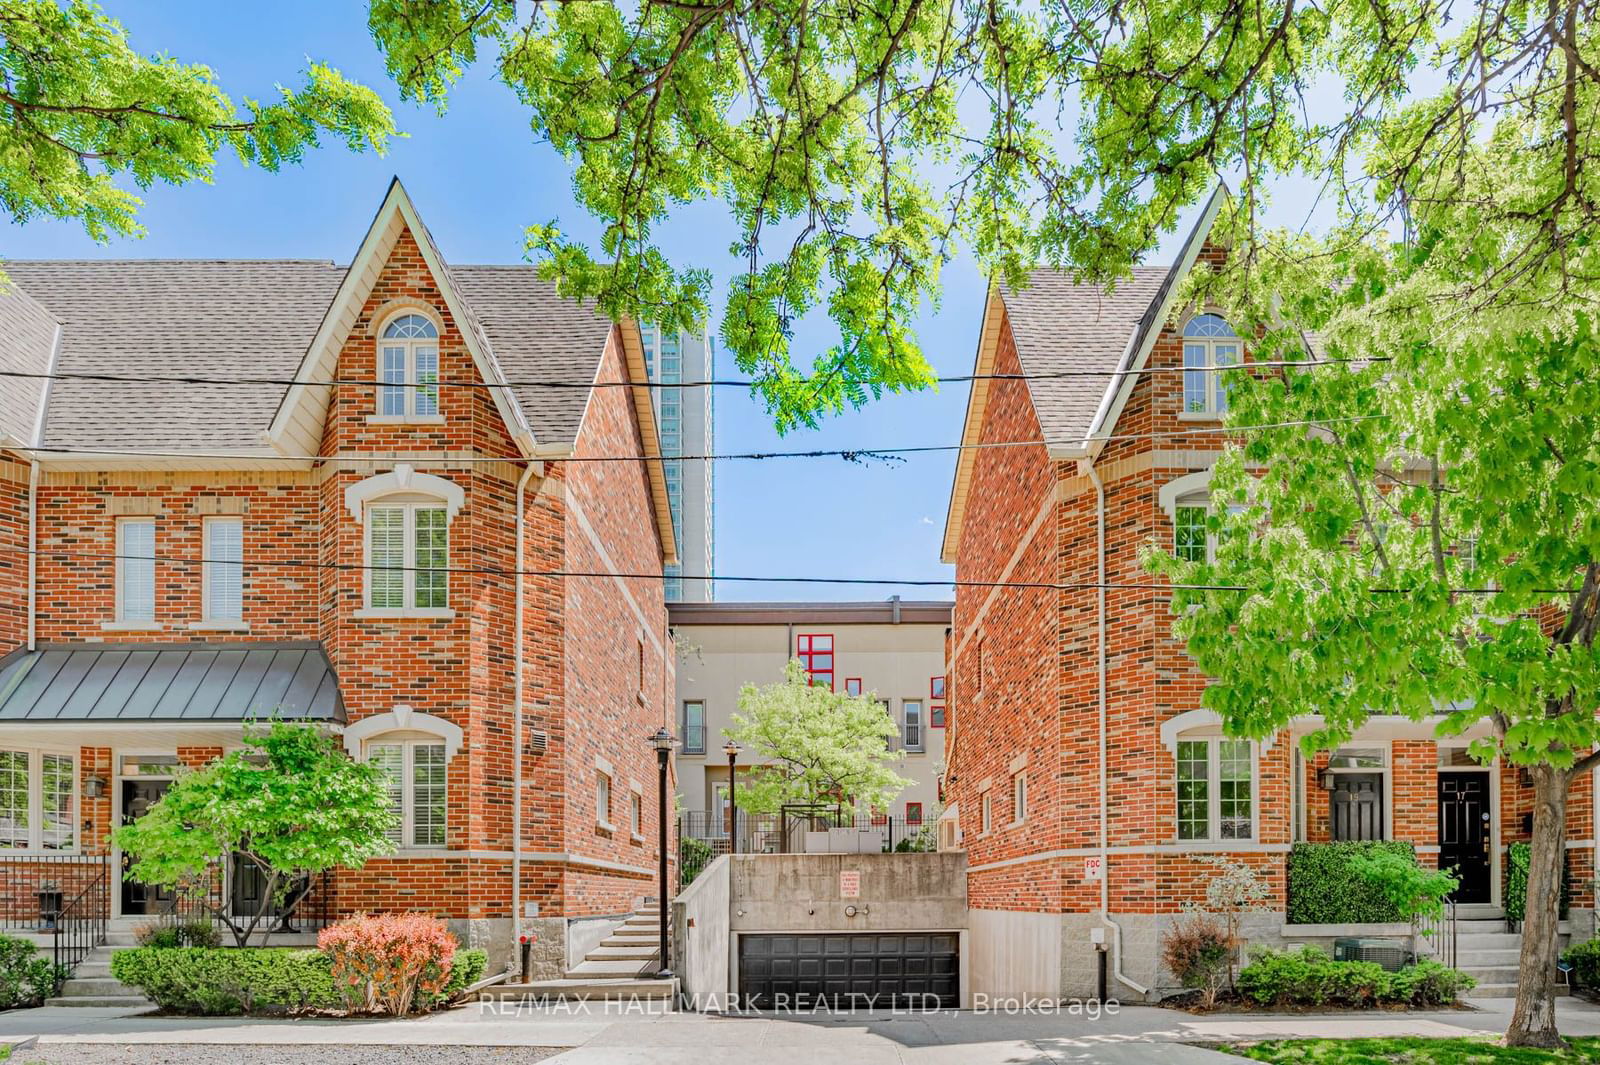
[1451,907,1569,999]
[45,946,150,1009]
[486,901,675,1003]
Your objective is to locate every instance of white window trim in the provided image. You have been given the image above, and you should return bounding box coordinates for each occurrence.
[114,517,156,626]
[1174,735,1259,844]
[200,516,245,626]
[903,700,925,753]
[1177,313,1241,420]
[360,502,451,615]
[680,701,706,756]
[0,747,80,855]
[365,738,448,849]
[375,310,442,420]
[342,707,463,761]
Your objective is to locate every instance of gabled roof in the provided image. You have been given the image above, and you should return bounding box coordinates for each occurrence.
[0,277,58,447]
[267,178,536,457]
[0,642,343,723]
[940,187,1226,564]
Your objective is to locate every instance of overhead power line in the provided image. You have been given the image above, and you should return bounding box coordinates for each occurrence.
[0,543,1532,596]
[0,356,1385,393]
[11,415,1387,466]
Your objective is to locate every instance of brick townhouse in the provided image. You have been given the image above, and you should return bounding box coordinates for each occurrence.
[0,180,678,973]
[940,189,1595,1000]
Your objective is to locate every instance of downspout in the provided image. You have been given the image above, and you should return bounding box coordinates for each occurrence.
[511,456,539,953]
[26,456,38,651]
[1085,461,1148,997]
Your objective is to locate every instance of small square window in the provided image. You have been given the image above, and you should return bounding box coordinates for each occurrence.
[844,678,863,697]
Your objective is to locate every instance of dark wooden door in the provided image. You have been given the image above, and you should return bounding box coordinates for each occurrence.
[739,933,959,1008]
[1438,772,1492,903]
[120,779,174,914]
[1331,773,1385,841]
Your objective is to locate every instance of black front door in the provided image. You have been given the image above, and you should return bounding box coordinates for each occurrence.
[1439,772,1492,903]
[1331,773,1385,841]
[120,779,175,914]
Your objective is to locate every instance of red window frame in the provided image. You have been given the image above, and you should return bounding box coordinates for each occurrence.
[796,633,834,689]
[844,677,863,697]
[906,802,923,825]
[930,676,946,727]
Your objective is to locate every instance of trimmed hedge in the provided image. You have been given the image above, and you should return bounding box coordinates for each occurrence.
[111,947,488,1015]
[1286,841,1414,924]
[1503,842,1572,923]
[1239,946,1474,1007]
[1564,938,1600,989]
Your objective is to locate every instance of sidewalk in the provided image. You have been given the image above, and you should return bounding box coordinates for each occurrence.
[3,997,1598,1064]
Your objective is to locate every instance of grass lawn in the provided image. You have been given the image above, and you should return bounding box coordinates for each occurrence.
[1221,1037,1600,1064]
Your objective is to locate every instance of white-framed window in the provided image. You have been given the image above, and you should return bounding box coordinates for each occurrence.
[1171,492,1246,564]
[903,700,924,752]
[980,790,993,835]
[0,749,76,852]
[116,517,156,622]
[202,517,243,621]
[366,739,446,848]
[1175,737,1254,841]
[378,313,440,419]
[630,791,643,837]
[680,701,705,755]
[597,772,613,829]
[366,502,449,610]
[1012,772,1027,825]
[1182,313,1240,417]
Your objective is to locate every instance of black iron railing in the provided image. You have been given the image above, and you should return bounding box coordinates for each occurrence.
[53,860,109,991]
[158,864,335,941]
[0,852,109,934]
[680,809,933,856]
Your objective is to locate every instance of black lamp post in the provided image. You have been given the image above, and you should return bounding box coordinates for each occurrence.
[648,727,675,979]
[723,739,742,855]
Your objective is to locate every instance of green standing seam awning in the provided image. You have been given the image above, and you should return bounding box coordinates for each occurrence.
[0,642,344,723]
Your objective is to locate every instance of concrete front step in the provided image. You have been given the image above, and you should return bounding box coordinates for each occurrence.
[1459,932,1524,949]
[486,978,674,1002]
[1454,948,1523,966]
[1457,919,1513,932]
[611,927,661,939]
[1459,967,1532,985]
[44,994,150,1008]
[1468,983,1570,999]
[587,944,660,962]
[564,959,656,980]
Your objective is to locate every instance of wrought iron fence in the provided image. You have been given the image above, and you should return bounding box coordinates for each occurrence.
[53,861,109,991]
[158,863,335,941]
[679,809,934,857]
[0,852,109,934]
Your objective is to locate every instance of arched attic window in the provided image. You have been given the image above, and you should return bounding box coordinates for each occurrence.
[378,313,440,419]
[1181,313,1240,418]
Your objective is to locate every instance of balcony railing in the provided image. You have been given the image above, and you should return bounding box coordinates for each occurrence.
[680,809,932,857]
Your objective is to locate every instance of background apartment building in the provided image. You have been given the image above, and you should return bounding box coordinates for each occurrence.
[640,325,715,602]
[670,599,951,848]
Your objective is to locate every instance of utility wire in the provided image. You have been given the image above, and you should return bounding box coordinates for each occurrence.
[0,356,1385,393]
[1,543,1533,596]
[10,415,1386,466]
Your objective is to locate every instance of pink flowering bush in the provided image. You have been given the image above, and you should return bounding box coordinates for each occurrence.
[317,912,456,1015]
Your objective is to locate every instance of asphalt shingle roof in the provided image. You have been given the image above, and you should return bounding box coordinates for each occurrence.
[0,258,615,452]
[999,266,1170,446]
[0,277,58,446]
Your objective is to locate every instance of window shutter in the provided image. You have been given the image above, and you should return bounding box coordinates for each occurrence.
[119,519,156,621]
[205,519,243,620]
[368,507,406,608]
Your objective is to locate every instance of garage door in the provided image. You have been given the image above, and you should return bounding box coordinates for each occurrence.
[738,933,959,1008]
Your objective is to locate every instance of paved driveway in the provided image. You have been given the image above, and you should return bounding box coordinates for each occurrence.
[5,998,1600,1064]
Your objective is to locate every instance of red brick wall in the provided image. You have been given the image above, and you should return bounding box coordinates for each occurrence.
[0,221,669,925]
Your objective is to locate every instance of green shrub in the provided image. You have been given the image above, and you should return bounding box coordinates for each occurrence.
[680,836,715,887]
[111,946,490,1015]
[1504,842,1571,923]
[134,919,223,949]
[0,934,64,1008]
[1238,946,1473,1008]
[1564,938,1600,989]
[1161,910,1233,1009]
[1286,841,1414,924]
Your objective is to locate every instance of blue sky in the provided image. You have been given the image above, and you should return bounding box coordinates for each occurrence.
[0,3,1221,602]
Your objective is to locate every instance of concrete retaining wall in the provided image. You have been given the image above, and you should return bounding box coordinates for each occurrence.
[674,855,732,1002]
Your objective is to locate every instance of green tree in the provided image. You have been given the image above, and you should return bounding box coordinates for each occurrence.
[0,0,393,242]
[1144,180,1600,1043]
[114,721,397,946]
[363,0,1595,429]
[725,660,911,815]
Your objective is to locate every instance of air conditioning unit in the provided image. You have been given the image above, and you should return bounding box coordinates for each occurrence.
[526,727,549,755]
[1332,937,1413,971]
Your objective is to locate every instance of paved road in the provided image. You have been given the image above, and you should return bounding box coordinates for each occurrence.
[5,998,1600,1064]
